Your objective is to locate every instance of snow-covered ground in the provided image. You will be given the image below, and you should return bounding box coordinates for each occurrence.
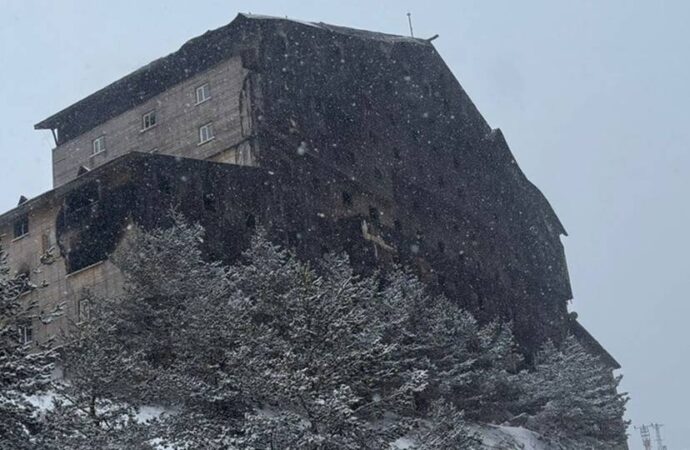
[477,424,553,449]
[391,424,553,450]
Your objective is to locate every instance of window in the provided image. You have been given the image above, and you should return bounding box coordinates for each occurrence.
[18,321,32,345]
[369,206,381,227]
[198,122,214,144]
[142,110,157,130]
[196,83,211,104]
[92,136,105,155]
[202,192,216,212]
[342,191,353,207]
[78,298,90,322]
[13,215,29,238]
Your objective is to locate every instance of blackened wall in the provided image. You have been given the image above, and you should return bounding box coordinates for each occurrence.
[242,17,573,353]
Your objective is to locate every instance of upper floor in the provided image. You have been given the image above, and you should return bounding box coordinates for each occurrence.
[47,56,255,188]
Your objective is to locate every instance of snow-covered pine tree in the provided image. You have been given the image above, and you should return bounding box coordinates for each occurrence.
[378,270,522,423]
[517,335,629,447]
[0,245,56,449]
[413,399,481,450]
[42,291,154,449]
[223,237,420,449]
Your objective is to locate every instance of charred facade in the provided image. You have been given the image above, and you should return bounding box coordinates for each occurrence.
[0,14,617,367]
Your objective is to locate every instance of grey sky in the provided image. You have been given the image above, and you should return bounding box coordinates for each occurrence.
[1,1,688,448]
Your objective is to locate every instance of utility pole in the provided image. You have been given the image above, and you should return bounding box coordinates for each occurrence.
[636,423,667,450]
[651,423,667,450]
[636,425,652,450]
[406,12,414,38]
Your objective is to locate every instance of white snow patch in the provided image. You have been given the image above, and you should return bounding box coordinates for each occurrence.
[391,437,415,449]
[136,405,168,423]
[475,424,553,450]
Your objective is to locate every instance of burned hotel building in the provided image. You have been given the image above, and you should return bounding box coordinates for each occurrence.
[0,14,617,367]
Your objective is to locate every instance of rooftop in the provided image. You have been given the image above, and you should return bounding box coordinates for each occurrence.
[35,13,429,144]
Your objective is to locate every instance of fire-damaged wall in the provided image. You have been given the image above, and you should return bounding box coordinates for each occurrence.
[235,16,573,356]
[10,14,617,366]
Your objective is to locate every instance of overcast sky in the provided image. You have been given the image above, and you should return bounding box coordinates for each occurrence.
[1,1,689,448]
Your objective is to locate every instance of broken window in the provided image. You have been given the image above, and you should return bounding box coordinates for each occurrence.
[92,135,106,155]
[142,110,157,130]
[368,206,380,227]
[18,321,32,345]
[342,191,353,207]
[13,215,29,238]
[196,83,211,104]
[199,122,214,144]
[203,192,217,212]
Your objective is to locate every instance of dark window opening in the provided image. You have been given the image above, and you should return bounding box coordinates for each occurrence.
[158,175,172,196]
[394,219,402,232]
[245,213,256,229]
[374,167,383,180]
[345,150,356,165]
[13,215,29,238]
[453,155,460,169]
[438,176,445,188]
[342,191,353,207]
[311,177,321,190]
[438,241,446,253]
[203,192,217,212]
[393,147,401,160]
[320,244,330,255]
[369,207,381,227]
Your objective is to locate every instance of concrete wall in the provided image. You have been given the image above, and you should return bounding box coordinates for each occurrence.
[0,201,124,345]
[51,56,254,188]
[248,19,572,354]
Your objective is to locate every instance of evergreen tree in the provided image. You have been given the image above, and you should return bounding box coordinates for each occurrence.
[413,400,481,450]
[517,335,629,447]
[0,245,56,449]
[42,291,154,449]
[40,214,629,449]
[379,270,522,422]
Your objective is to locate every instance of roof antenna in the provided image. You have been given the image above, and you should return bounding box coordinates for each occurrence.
[407,12,414,37]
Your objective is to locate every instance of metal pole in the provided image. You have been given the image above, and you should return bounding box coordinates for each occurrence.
[407,12,414,37]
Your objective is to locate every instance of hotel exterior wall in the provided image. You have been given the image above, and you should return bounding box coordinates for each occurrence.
[51,56,253,188]
[0,204,124,345]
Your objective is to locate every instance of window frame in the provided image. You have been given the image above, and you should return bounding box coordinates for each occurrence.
[18,321,33,345]
[198,122,215,145]
[13,215,29,239]
[91,135,106,156]
[141,110,157,131]
[195,83,211,105]
[77,298,91,322]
